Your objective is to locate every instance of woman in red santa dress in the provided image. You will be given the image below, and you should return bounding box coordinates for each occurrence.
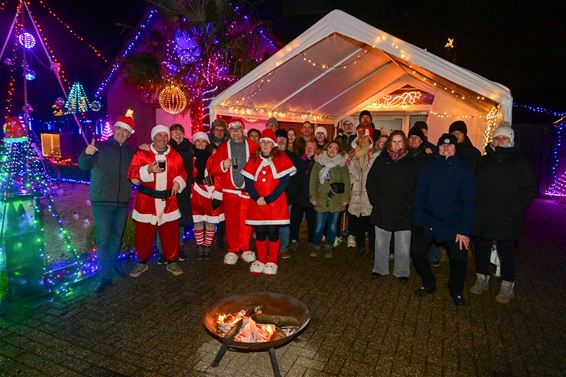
[241,129,296,275]
[191,132,224,260]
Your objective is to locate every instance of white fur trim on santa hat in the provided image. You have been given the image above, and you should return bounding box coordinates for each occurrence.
[351,128,374,149]
[228,120,244,130]
[192,131,210,144]
[114,120,134,134]
[314,126,327,138]
[151,125,170,140]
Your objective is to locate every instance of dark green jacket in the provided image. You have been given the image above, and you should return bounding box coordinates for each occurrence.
[78,139,134,204]
[309,158,351,213]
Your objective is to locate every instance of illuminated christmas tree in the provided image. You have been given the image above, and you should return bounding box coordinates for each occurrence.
[0,117,86,297]
[64,81,90,114]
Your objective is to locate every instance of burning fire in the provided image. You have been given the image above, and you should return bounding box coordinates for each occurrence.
[215,308,299,343]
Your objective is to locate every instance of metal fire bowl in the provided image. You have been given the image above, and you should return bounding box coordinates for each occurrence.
[203,292,310,351]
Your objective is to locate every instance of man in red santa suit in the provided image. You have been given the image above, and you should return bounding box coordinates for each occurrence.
[127,125,188,277]
[210,120,258,265]
[241,129,296,275]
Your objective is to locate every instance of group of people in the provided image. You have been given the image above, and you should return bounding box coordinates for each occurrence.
[80,110,536,307]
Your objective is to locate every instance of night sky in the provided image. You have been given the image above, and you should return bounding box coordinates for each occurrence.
[1,0,564,117]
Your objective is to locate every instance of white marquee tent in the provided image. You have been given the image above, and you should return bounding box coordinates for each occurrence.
[210,10,512,147]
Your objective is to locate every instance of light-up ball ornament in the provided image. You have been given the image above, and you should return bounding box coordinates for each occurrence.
[90,100,101,112]
[24,68,36,81]
[158,84,187,115]
[4,58,13,66]
[18,32,36,49]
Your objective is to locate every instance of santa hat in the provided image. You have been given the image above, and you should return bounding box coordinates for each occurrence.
[192,131,210,144]
[314,126,328,138]
[351,128,374,149]
[228,120,245,130]
[151,124,170,140]
[114,115,135,134]
[259,128,277,144]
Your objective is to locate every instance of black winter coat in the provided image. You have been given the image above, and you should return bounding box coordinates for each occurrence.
[170,138,194,226]
[284,150,303,205]
[456,137,481,170]
[413,154,476,242]
[293,155,315,207]
[473,146,536,240]
[366,151,418,231]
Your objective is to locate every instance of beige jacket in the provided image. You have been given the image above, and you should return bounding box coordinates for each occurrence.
[347,149,379,217]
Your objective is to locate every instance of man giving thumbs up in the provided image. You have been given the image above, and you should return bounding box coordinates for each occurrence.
[78,114,135,293]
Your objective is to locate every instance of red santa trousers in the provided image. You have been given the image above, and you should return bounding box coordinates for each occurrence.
[223,192,253,253]
[134,220,179,262]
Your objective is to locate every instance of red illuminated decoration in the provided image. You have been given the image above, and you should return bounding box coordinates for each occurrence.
[3,116,27,139]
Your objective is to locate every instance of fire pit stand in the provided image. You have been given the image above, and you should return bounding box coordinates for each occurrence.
[203,292,310,377]
[210,343,282,377]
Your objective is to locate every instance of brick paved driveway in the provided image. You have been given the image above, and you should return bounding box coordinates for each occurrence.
[1,199,565,376]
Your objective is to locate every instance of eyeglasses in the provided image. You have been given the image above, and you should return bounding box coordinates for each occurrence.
[327,146,339,151]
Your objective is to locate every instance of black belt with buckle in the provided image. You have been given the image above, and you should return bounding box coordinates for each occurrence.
[138,185,172,199]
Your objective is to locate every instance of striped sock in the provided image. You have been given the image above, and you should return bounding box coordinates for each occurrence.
[195,229,204,246]
[204,228,215,247]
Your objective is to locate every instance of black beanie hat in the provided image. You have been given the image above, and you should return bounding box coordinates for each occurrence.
[275,129,288,139]
[437,133,458,147]
[449,120,467,135]
[413,121,428,131]
[408,127,425,141]
[359,110,372,122]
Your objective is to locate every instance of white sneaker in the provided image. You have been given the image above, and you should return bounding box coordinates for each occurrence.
[263,262,278,276]
[224,252,239,265]
[129,263,148,278]
[166,262,183,276]
[250,261,264,274]
[470,273,490,294]
[496,281,515,304]
[241,250,256,263]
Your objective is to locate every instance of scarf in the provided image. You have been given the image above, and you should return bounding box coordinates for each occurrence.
[387,148,408,161]
[318,152,343,184]
[194,148,210,182]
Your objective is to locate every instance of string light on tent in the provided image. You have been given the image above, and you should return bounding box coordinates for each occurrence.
[371,91,423,108]
[228,71,274,106]
[300,49,369,70]
[222,105,330,122]
[428,111,486,120]
[481,106,500,149]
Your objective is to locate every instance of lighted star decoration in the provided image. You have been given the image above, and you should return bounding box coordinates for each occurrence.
[445,38,454,48]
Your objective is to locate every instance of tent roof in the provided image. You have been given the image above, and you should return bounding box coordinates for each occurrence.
[210,10,512,124]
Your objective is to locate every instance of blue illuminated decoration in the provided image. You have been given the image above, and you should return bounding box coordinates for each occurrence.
[94,8,158,99]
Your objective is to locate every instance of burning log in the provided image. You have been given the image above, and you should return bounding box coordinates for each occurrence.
[252,313,302,327]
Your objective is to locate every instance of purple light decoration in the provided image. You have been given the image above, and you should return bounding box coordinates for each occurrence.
[94,8,158,98]
[18,32,36,48]
[546,119,566,197]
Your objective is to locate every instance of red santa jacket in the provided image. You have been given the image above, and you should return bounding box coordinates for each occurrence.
[241,152,296,225]
[192,156,223,200]
[210,139,258,196]
[127,145,187,225]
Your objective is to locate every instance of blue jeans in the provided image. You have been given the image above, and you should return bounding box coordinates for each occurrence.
[313,211,340,247]
[279,205,292,251]
[92,203,128,281]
